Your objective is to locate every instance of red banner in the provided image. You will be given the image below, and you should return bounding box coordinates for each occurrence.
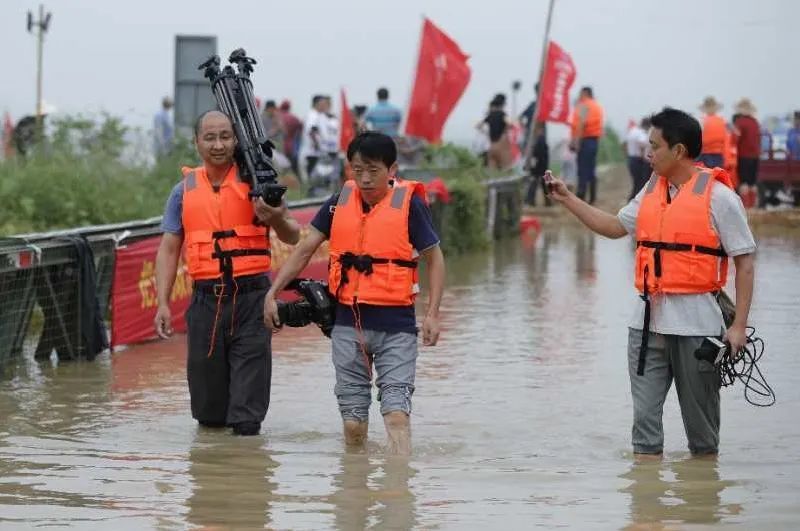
[339,88,356,152]
[111,236,191,348]
[110,204,329,348]
[535,41,576,124]
[404,18,471,143]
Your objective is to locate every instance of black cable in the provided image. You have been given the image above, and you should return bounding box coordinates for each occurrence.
[718,327,776,407]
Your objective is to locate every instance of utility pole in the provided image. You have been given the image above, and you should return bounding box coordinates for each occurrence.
[27,5,52,131]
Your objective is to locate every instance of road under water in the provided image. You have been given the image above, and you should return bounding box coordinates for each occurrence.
[1,227,798,530]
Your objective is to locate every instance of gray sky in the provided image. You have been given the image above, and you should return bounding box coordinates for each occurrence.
[1,0,797,143]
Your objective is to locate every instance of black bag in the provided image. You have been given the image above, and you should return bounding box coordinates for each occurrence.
[716,290,736,329]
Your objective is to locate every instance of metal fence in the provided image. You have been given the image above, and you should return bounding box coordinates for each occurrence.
[0,218,163,369]
[0,175,523,370]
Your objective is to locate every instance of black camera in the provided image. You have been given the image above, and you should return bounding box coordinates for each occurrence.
[694,336,728,366]
[276,279,335,337]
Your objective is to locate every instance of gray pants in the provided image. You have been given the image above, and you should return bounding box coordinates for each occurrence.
[331,325,418,422]
[627,328,721,455]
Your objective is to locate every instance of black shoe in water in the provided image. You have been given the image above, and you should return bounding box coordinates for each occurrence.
[232,422,261,436]
[198,420,227,429]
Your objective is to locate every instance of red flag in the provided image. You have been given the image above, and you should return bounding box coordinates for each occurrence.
[339,88,355,151]
[405,18,471,143]
[535,41,576,124]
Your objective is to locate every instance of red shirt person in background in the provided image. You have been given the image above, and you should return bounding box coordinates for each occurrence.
[733,98,760,208]
[279,100,303,177]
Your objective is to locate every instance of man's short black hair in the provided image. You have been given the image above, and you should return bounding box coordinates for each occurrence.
[194,109,231,138]
[265,100,276,109]
[346,131,397,167]
[581,86,594,98]
[377,87,389,100]
[649,107,702,159]
[312,94,325,107]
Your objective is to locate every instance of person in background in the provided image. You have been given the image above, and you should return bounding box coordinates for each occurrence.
[299,95,329,180]
[519,83,546,155]
[623,117,651,200]
[524,122,551,206]
[261,100,285,151]
[559,139,578,192]
[733,98,761,208]
[353,105,368,134]
[480,93,515,170]
[154,96,174,159]
[365,87,403,137]
[786,111,800,160]
[698,96,727,169]
[724,115,740,191]
[279,100,303,177]
[570,86,605,204]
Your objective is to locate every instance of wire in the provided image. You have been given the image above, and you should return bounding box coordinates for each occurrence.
[718,327,776,407]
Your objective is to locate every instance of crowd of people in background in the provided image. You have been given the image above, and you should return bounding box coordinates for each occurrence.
[507,85,800,211]
[241,88,426,197]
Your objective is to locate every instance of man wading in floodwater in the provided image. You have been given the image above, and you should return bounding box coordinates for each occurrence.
[547,108,755,458]
[265,132,445,455]
[154,110,301,436]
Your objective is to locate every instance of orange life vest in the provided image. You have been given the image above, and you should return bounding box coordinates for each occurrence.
[181,165,271,281]
[634,168,732,296]
[571,97,604,139]
[701,114,727,154]
[328,179,427,306]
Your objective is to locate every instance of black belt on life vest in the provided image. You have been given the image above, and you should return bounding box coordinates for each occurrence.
[337,251,417,286]
[211,229,270,285]
[635,240,726,376]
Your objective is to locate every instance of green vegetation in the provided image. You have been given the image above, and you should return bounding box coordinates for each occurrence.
[0,116,534,258]
[0,114,199,235]
[598,126,625,165]
[421,143,490,255]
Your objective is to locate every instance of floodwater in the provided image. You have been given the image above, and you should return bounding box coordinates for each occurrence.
[1,227,798,530]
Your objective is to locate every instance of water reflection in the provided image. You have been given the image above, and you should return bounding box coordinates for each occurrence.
[620,458,741,529]
[328,453,417,531]
[574,230,596,281]
[186,430,278,529]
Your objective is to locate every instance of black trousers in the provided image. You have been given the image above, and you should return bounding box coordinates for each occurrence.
[185,280,272,427]
[627,156,649,200]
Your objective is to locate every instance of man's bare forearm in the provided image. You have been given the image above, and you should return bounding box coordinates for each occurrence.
[424,246,445,317]
[732,254,755,328]
[562,193,628,239]
[268,232,324,296]
[155,238,181,307]
[271,216,301,245]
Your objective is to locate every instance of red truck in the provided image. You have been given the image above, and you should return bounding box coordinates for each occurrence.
[757,133,800,207]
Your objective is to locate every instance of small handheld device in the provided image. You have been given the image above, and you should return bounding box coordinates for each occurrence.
[543,169,555,194]
[694,336,728,366]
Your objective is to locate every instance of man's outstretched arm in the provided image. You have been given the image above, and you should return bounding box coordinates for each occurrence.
[549,178,628,239]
